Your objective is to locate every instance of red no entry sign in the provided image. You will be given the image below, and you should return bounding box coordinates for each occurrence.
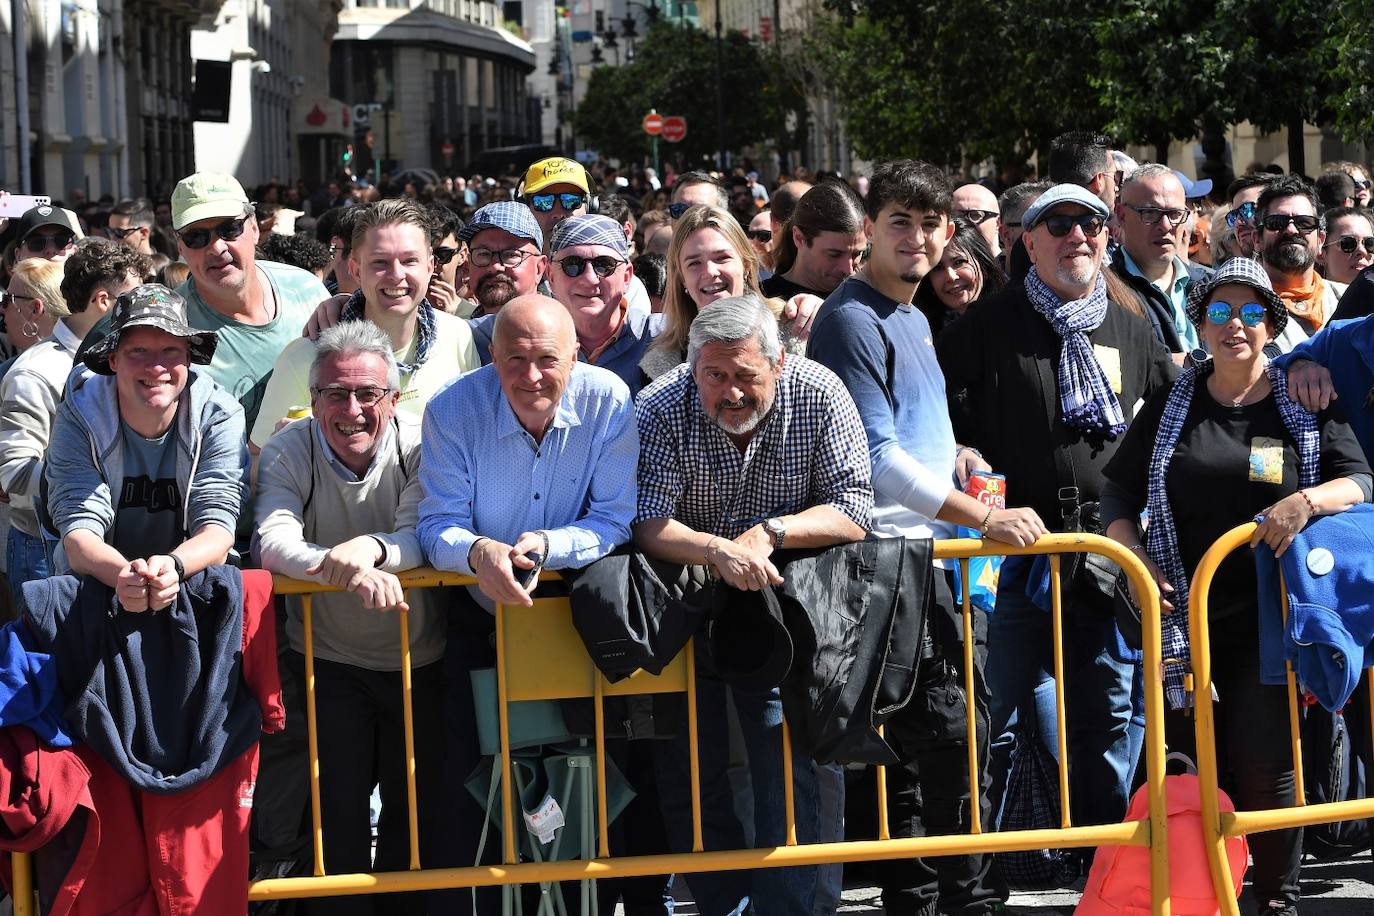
[642,113,664,135]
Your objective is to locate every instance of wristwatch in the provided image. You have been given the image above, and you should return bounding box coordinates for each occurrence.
[764,517,786,550]
[168,553,185,583]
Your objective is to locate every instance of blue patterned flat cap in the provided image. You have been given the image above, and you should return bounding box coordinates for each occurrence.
[459,200,544,250]
[549,215,630,258]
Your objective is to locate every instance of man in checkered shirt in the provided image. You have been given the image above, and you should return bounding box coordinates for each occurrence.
[633,293,871,916]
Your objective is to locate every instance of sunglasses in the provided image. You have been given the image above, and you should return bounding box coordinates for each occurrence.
[311,385,392,407]
[0,292,35,308]
[178,215,250,250]
[1354,179,1372,191]
[956,209,998,225]
[529,192,586,213]
[555,255,625,278]
[745,229,773,243]
[433,246,459,266]
[1328,235,1374,255]
[1260,213,1321,234]
[1124,204,1189,226]
[1225,201,1257,228]
[468,247,536,268]
[23,232,74,253]
[1040,214,1106,238]
[1206,302,1267,327]
[668,202,692,220]
[107,225,145,240]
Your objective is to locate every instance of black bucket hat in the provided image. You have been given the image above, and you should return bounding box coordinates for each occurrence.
[707,585,794,691]
[82,283,218,375]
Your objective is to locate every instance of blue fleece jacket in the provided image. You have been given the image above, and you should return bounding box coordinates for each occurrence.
[0,620,71,746]
[1256,504,1374,711]
[1272,316,1374,460]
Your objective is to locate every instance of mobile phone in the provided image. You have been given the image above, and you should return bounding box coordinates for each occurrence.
[520,553,545,591]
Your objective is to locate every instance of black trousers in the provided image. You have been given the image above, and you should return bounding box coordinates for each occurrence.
[1163,615,1300,910]
[285,651,446,916]
[880,568,1000,916]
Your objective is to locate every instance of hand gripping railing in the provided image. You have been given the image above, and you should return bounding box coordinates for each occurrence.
[1189,522,1374,916]
[7,533,1172,915]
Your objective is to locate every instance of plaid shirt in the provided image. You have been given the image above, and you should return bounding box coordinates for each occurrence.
[635,356,873,537]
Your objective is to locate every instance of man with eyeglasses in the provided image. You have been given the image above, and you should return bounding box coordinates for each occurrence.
[12,205,82,265]
[522,156,592,249]
[256,320,445,916]
[107,198,158,257]
[250,198,480,450]
[459,201,548,318]
[939,182,1176,840]
[953,183,1002,258]
[1254,175,1339,352]
[317,207,363,297]
[1225,173,1276,260]
[1109,164,1213,359]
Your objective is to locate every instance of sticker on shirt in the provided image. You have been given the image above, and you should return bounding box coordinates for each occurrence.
[1248,437,1284,484]
[1093,345,1122,394]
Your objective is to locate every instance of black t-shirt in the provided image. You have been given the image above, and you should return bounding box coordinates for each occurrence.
[1333,267,1374,322]
[1104,382,1370,620]
[760,272,817,301]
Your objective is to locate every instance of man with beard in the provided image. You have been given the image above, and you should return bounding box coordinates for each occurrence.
[634,293,872,916]
[809,160,1045,916]
[938,183,1175,843]
[459,201,548,317]
[1254,175,1340,351]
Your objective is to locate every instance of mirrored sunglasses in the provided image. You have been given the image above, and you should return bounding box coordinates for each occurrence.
[1206,302,1267,327]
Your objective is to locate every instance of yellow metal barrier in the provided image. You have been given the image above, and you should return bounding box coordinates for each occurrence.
[1190,522,1374,916]
[8,534,1172,915]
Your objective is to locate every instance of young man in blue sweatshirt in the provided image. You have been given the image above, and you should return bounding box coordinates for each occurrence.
[808,160,1046,915]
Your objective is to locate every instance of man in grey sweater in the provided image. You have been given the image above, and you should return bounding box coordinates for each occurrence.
[255,320,441,916]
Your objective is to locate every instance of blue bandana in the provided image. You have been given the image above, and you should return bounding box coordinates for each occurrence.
[340,289,436,377]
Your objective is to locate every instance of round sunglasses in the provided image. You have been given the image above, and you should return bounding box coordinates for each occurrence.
[1205,302,1267,327]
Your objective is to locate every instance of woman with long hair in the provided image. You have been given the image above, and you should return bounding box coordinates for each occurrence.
[914,217,1006,337]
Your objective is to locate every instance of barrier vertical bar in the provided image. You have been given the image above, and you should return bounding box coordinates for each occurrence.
[875,726,890,841]
[1280,580,1306,805]
[302,594,326,876]
[397,603,421,869]
[959,558,981,834]
[594,674,611,857]
[686,638,704,852]
[494,601,517,864]
[1134,551,1172,916]
[1049,555,1071,828]
[781,717,796,846]
[11,851,32,916]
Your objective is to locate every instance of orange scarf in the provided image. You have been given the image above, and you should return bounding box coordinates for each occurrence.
[1271,272,1327,332]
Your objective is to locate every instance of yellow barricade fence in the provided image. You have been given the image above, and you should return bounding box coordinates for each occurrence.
[1190,522,1374,916]
[9,534,1173,915]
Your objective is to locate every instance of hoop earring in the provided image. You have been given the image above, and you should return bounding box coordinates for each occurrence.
[21,320,39,341]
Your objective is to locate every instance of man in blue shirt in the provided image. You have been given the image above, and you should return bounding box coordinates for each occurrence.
[808,160,1045,916]
[417,294,637,909]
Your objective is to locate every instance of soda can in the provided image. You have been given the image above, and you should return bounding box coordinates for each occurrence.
[965,470,1006,510]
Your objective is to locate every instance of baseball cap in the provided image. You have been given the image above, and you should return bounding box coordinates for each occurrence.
[82,284,218,375]
[459,201,544,251]
[1172,169,1214,201]
[14,205,82,244]
[523,157,590,196]
[1022,184,1111,231]
[549,215,630,259]
[171,172,251,231]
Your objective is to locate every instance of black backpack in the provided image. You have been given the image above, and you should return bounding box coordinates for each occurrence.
[1300,703,1371,860]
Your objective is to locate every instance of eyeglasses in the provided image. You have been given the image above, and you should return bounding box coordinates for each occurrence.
[529,192,587,213]
[1225,201,1257,228]
[0,292,35,309]
[668,202,692,220]
[1327,235,1374,255]
[107,225,146,240]
[956,209,998,225]
[433,246,459,266]
[555,255,626,278]
[745,229,772,243]
[1260,213,1321,234]
[23,232,74,253]
[1206,302,1267,327]
[328,244,345,256]
[311,385,391,407]
[468,247,536,268]
[1039,214,1106,238]
[178,215,251,250]
[1124,204,1189,226]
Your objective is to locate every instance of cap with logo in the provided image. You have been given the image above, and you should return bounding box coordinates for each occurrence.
[82,283,219,375]
[171,172,252,231]
[458,201,544,251]
[15,205,82,244]
[523,157,590,196]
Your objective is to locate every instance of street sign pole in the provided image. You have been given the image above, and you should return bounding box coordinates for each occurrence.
[653,135,659,179]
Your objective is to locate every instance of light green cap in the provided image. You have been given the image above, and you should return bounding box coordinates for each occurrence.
[171,172,251,231]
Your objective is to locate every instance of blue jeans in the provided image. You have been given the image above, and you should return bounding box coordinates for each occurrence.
[986,562,1134,829]
[653,652,824,916]
[7,527,52,609]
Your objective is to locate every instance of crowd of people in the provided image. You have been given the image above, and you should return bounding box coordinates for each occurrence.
[0,130,1371,916]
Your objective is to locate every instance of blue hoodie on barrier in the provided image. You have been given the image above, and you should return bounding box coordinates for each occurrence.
[1256,504,1374,711]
